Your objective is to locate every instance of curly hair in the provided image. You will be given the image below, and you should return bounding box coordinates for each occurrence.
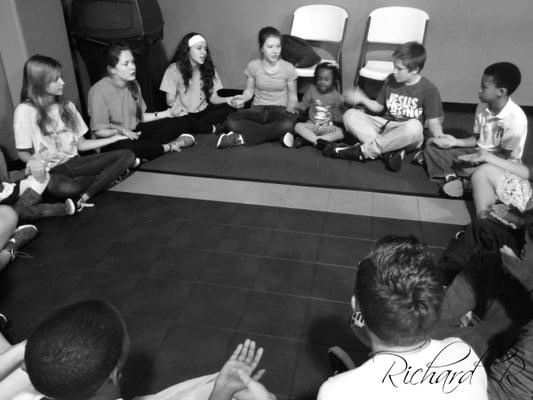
[171,32,216,99]
[103,42,143,121]
[314,62,341,92]
[20,55,79,135]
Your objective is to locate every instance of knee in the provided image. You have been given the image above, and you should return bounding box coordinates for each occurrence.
[120,150,136,167]
[471,163,496,187]
[0,206,17,232]
[342,109,365,129]
[279,117,296,133]
[405,119,424,139]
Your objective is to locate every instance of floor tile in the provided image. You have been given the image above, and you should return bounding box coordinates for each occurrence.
[231,204,281,228]
[96,241,162,274]
[267,231,321,262]
[122,278,193,321]
[327,189,372,216]
[196,178,250,202]
[417,196,471,225]
[170,221,227,250]
[199,252,262,288]
[254,258,316,296]
[178,284,249,330]
[322,212,373,239]
[420,221,463,247]
[216,225,273,255]
[317,237,372,267]
[289,343,332,400]
[372,217,422,241]
[243,182,289,207]
[276,208,326,234]
[373,192,419,220]
[149,246,211,282]
[284,185,330,211]
[238,291,309,339]
[310,265,355,302]
[122,216,180,246]
[112,171,184,197]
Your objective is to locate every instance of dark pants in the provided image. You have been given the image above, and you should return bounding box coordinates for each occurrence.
[48,150,134,199]
[226,105,297,145]
[183,103,234,134]
[104,117,189,160]
[436,254,533,400]
[424,144,478,179]
[438,218,524,284]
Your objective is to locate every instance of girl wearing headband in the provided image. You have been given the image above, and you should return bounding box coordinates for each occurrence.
[88,42,195,162]
[216,26,298,149]
[160,32,235,134]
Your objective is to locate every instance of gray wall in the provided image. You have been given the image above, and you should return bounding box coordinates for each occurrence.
[158,0,533,106]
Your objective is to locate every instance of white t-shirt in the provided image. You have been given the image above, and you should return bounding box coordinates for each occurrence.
[318,338,488,400]
[474,98,528,161]
[14,102,87,169]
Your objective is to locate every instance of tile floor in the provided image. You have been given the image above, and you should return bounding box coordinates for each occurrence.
[0,172,470,399]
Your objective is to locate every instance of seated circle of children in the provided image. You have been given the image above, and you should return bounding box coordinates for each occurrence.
[423,62,527,198]
[327,41,444,172]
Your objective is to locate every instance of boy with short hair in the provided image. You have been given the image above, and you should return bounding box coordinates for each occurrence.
[329,41,444,172]
[21,300,264,400]
[424,62,527,197]
[318,236,488,400]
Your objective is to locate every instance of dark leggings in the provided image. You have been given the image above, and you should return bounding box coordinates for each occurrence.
[183,103,234,134]
[226,105,297,145]
[47,150,135,199]
[103,117,189,160]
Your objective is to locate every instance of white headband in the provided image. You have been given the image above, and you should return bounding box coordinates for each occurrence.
[188,35,206,47]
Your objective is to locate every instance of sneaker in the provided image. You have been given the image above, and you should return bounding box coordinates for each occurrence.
[169,133,196,152]
[3,224,38,260]
[65,198,76,216]
[282,132,294,148]
[328,346,356,375]
[411,150,425,167]
[76,198,95,213]
[442,178,464,198]
[213,122,226,135]
[315,138,329,151]
[132,157,141,168]
[0,313,7,332]
[216,131,244,149]
[331,143,365,161]
[383,149,405,172]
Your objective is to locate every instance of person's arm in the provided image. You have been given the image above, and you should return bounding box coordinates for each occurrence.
[286,79,298,113]
[141,109,173,123]
[426,117,445,138]
[459,149,533,179]
[344,86,384,114]
[0,340,25,381]
[209,70,233,106]
[232,75,255,108]
[76,134,128,152]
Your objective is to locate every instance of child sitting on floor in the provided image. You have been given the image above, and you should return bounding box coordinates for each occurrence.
[424,62,527,198]
[283,62,345,149]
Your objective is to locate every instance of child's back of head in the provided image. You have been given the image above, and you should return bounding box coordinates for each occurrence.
[24,300,126,400]
[355,235,443,347]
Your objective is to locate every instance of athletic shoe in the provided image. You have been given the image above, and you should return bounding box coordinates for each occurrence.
[170,133,196,152]
[331,143,365,161]
[383,149,405,172]
[411,150,425,167]
[3,224,38,261]
[315,138,329,151]
[282,132,294,148]
[213,122,226,135]
[76,198,95,213]
[0,313,7,332]
[132,157,142,168]
[442,178,464,198]
[65,198,76,216]
[216,131,244,149]
[328,346,356,375]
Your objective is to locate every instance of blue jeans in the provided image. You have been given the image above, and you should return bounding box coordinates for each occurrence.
[48,150,135,199]
[226,105,297,145]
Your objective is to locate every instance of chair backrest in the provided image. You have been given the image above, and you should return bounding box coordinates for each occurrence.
[291,4,348,42]
[367,7,429,44]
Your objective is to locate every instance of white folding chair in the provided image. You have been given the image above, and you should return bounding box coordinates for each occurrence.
[355,7,429,84]
[290,4,348,81]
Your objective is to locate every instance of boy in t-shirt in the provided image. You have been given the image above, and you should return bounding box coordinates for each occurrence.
[424,62,527,197]
[328,41,444,172]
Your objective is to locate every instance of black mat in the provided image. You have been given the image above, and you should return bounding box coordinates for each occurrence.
[139,111,491,198]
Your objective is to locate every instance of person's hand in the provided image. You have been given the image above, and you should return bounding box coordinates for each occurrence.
[211,339,265,400]
[170,104,188,117]
[500,245,533,292]
[119,128,141,140]
[26,159,47,183]
[236,369,276,400]
[431,134,457,149]
[286,105,298,114]
[113,134,129,142]
[230,95,246,109]
[343,86,367,106]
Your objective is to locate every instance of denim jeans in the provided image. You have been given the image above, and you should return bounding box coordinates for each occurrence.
[226,105,297,145]
[48,150,134,199]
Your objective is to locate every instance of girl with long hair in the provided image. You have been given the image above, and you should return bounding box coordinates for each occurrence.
[160,32,235,134]
[88,42,194,161]
[14,55,135,212]
[216,26,299,149]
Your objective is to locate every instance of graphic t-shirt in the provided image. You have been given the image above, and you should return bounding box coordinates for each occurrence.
[299,85,344,124]
[473,98,528,160]
[376,76,443,122]
[14,102,86,168]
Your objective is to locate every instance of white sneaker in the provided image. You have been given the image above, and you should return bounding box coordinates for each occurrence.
[282,132,294,148]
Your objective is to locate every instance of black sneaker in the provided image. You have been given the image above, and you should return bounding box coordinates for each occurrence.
[328,346,356,375]
[0,313,7,332]
[411,150,425,167]
[3,224,38,261]
[331,143,365,161]
[315,138,329,151]
[383,149,405,172]
[293,136,305,148]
